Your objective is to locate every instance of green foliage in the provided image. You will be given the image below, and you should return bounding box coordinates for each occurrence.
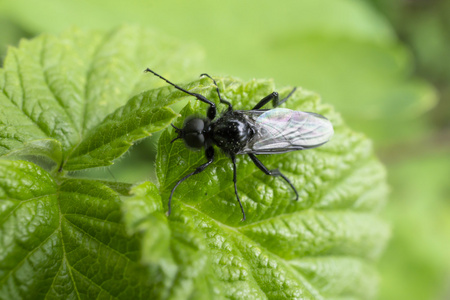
[378,152,450,300]
[367,0,450,129]
[0,159,158,298]
[0,26,389,299]
[0,25,202,169]
[1,0,437,146]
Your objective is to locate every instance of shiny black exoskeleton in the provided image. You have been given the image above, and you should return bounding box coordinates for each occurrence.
[145,68,299,221]
[211,113,255,154]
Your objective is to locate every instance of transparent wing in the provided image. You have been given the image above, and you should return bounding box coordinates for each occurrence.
[239,108,334,154]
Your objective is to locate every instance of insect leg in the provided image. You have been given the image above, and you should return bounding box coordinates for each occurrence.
[231,155,246,221]
[168,146,215,216]
[275,87,297,107]
[252,87,297,109]
[252,92,279,109]
[201,73,233,112]
[248,153,299,200]
[145,68,217,120]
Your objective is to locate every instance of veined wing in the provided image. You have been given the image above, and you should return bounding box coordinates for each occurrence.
[238,108,334,154]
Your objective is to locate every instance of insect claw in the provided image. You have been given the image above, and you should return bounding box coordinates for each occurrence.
[293,189,299,201]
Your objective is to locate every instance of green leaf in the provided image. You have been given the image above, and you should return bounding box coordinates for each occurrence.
[0,25,389,299]
[3,138,63,164]
[125,77,389,299]
[0,25,203,169]
[122,182,177,298]
[62,92,176,170]
[0,159,157,299]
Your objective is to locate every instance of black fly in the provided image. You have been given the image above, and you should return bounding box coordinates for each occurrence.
[145,68,334,221]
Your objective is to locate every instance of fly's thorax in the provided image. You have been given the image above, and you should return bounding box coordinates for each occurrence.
[211,112,255,154]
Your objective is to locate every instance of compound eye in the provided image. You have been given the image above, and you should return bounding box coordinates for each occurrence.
[184,132,205,148]
[184,118,205,133]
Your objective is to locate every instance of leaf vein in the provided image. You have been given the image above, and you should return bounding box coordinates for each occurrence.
[39,35,80,136]
[0,229,59,285]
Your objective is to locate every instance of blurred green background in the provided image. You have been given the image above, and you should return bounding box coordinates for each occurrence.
[1,0,449,299]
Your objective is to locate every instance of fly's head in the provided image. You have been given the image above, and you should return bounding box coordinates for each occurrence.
[171,117,210,149]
